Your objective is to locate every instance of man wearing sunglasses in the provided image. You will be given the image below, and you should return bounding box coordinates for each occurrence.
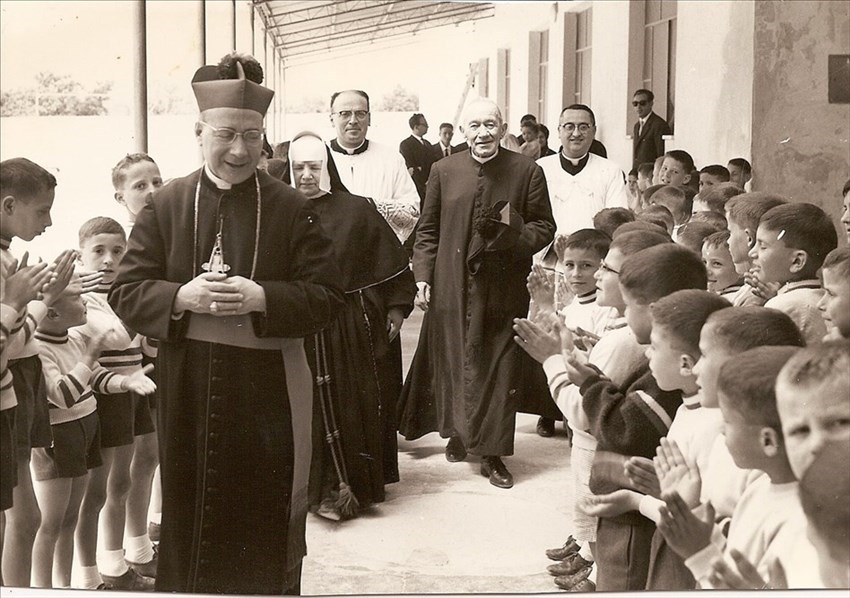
[632,89,671,169]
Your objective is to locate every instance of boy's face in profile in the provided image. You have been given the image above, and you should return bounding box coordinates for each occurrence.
[79,233,127,286]
[2,189,54,241]
[748,225,800,285]
[645,324,691,392]
[776,375,850,480]
[699,173,724,191]
[622,287,652,344]
[692,323,728,408]
[637,171,651,192]
[627,174,639,197]
[702,242,739,294]
[562,247,601,296]
[725,215,752,274]
[115,161,163,217]
[818,267,850,337]
[658,157,690,187]
[594,248,625,310]
[719,394,768,469]
[727,162,750,188]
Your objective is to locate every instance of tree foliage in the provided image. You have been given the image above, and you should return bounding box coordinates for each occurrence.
[377,85,419,112]
[1,72,113,116]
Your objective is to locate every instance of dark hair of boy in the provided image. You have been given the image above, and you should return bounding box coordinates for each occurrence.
[628,167,638,178]
[613,220,671,240]
[778,339,849,392]
[680,185,696,215]
[664,149,696,174]
[728,157,752,176]
[638,162,655,179]
[644,183,666,203]
[843,178,850,196]
[539,124,550,139]
[520,114,537,126]
[676,221,717,254]
[758,202,839,275]
[522,122,540,135]
[111,153,157,189]
[703,229,731,251]
[725,192,787,231]
[822,246,850,279]
[638,203,675,232]
[717,345,801,428]
[610,229,670,257]
[799,436,850,563]
[79,216,126,245]
[690,210,727,231]
[652,185,687,214]
[0,157,57,199]
[705,306,806,354]
[650,290,731,356]
[266,158,288,181]
[563,228,611,259]
[408,113,425,129]
[619,243,708,304]
[439,122,453,132]
[687,171,701,193]
[593,207,636,237]
[698,182,744,214]
[699,164,731,181]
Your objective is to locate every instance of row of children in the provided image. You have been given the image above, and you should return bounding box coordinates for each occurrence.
[513,175,850,591]
[1,153,167,590]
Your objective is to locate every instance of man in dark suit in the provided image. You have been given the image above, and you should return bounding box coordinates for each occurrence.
[631,88,671,169]
[399,113,436,202]
[431,122,457,161]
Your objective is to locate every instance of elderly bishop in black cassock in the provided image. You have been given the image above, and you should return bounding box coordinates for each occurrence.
[109,53,343,595]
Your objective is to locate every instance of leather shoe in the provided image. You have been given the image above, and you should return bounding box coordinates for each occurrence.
[545,535,581,561]
[536,416,555,437]
[567,578,596,592]
[547,552,592,576]
[480,456,513,489]
[445,437,467,462]
[553,565,592,590]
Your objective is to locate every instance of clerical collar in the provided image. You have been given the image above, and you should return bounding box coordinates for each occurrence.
[204,164,232,190]
[330,139,369,155]
[470,148,499,165]
[559,152,590,175]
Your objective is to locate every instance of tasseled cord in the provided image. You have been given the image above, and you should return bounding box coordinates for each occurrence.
[315,331,360,519]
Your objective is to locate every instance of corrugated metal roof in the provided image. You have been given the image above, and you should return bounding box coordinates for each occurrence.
[253,0,494,64]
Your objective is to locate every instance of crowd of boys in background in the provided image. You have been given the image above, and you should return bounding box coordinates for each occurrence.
[1,120,849,593]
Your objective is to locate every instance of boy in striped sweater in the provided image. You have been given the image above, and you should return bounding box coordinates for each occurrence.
[73,217,156,590]
[31,282,155,588]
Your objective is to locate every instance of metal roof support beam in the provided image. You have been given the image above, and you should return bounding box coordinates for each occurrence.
[266,0,393,24]
[132,0,148,153]
[278,5,491,52]
[267,1,446,36]
[282,11,493,62]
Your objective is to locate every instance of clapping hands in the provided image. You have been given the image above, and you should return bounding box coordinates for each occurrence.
[121,363,157,396]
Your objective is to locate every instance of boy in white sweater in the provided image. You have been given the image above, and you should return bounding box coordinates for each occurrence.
[30,284,155,588]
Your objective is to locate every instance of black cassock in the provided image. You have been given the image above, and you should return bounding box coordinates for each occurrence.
[110,169,343,595]
[398,150,555,457]
[304,190,415,511]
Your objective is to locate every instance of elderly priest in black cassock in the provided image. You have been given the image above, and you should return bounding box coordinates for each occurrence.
[109,53,343,595]
[398,98,555,490]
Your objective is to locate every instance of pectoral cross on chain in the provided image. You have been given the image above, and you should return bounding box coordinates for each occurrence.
[202,217,231,274]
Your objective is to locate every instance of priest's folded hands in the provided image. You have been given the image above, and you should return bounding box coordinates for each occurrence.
[173,271,267,316]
